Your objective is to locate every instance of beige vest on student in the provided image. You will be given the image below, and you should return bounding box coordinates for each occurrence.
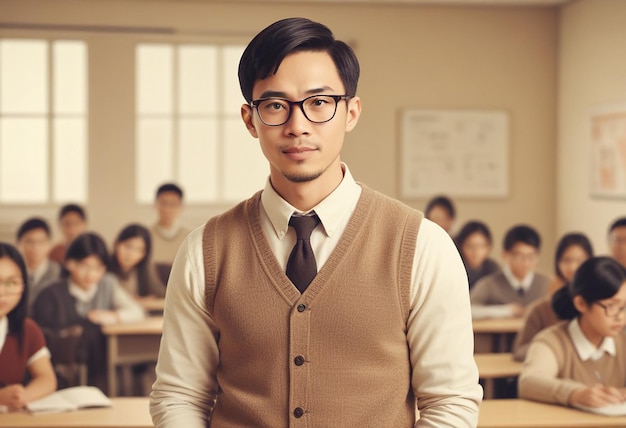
[202,186,421,427]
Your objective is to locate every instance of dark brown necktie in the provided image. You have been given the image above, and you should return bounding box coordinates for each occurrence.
[286,214,320,293]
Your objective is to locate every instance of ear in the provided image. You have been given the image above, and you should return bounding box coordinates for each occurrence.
[344,96,362,133]
[241,104,259,139]
[573,295,589,314]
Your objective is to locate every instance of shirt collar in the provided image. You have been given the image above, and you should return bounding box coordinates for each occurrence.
[0,316,7,351]
[568,318,616,361]
[68,280,98,303]
[260,163,362,240]
[502,264,535,291]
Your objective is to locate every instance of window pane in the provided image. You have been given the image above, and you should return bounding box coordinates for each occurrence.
[178,45,216,115]
[0,118,47,202]
[136,44,172,114]
[136,118,173,203]
[222,45,246,114]
[178,118,217,202]
[53,118,86,202]
[53,40,87,114]
[222,118,267,200]
[0,39,47,114]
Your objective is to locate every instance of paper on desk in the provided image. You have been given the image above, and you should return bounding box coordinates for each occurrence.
[27,386,111,415]
[574,402,626,416]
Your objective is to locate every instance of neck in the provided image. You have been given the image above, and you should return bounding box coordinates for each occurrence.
[579,317,604,348]
[26,259,45,272]
[158,219,174,229]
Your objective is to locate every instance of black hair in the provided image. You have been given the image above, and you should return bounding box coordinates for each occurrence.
[109,224,153,296]
[16,217,51,241]
[552,256,626,320]
[0,242,29,351]
[454,220,492,249]
[609,217,626,234]
[65,232,110,269]
[553,232,594,282]
[503,224,541,251]
[58,203,87,221]
[238,17,360,103]
[424,195,456,220]
[155,183,184,200]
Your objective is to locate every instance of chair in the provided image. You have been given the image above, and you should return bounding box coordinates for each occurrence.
[44,324,88,388]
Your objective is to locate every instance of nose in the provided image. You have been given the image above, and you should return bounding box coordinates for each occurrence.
[283,104,311,137]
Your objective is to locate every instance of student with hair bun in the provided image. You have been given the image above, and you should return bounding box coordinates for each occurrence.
[519,257,626,408]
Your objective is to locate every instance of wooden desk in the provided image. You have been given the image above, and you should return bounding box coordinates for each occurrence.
[478,399,626,427]
[473,317,524,353]
[474,353,522,399]
[138,298,165,314]
[102,317,163,397]
[0,397,152,427]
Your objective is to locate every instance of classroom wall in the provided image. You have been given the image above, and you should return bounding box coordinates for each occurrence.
[558,0,626,257]
[0,0,559,273]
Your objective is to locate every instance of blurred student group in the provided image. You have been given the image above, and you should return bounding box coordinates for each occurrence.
[2,184,626,412]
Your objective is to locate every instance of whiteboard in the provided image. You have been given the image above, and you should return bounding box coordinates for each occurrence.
[400,109,509,198]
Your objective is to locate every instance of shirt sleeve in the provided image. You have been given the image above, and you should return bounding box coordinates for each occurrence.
[110,276,146,322]
[409,219,482,427]
[23,318,51,365]
[150,226,218,428]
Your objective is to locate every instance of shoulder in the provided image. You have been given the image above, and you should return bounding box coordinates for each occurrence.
[533,272,551,286]
[533,321,570,346]
[474,270,505,288]
[36,279,68,298]
[22,318,46,350]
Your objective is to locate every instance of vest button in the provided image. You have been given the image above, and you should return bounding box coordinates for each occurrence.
[294,355,305,366]
[293,407,305,418]
[297,304,306,312]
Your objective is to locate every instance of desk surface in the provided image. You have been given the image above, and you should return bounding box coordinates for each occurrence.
[473,317,524,334]
[475,353,523,378]
[0,398,152,428]
[478,399,626,427]
[102,317,163,336]
[138,298,164,313]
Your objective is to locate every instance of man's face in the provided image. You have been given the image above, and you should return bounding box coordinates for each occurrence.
[609,226,626,268]
[59,212,86,243]
[155,192,183,225]
[503,242,539,281]
[241,51,361,194]
[17,228,51,268]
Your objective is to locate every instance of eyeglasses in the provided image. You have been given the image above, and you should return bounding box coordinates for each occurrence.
[594,301,626,317]
[250,94,350,126]
[509,251,538,262]
[0,278,24,294]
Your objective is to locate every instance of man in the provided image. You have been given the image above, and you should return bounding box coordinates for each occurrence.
[608,217,626,268]
[49,204,87,264]
[150,17,481,427]
[150,183,190,266]
[16,217,62,308]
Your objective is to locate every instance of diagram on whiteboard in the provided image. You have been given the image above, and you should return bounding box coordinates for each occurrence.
[400,109,509,198]
[590,103,626,199]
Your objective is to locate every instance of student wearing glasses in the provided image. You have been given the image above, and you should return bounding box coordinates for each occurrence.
[519,257,626,408]
[0,243,56,411]
[151,17,481,428]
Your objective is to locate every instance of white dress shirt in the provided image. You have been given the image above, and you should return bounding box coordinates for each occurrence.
[150,164,482,427]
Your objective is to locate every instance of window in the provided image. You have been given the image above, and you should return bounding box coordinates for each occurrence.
[135,43,266,204]
[0,38,87,204]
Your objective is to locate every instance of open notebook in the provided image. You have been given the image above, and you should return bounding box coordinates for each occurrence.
[26,386,111,415]
[574,402,626,416]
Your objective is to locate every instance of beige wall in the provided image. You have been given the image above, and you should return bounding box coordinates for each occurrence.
[558,0,626,258]
[1,0,559,273]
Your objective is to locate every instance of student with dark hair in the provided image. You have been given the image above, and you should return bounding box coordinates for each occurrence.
[0,242,56,410]
[455,220,500,288]
[151,17,480,427]
[150,183,190,272]
[110,224,165,300]
[424,195,456,234]
[513,232,593,361]
[470,224,550,320]
[519,257,626,408]
[49,204,88,264]
[16,218,62,308]
[608,217,626,268]
[32,233,144,390]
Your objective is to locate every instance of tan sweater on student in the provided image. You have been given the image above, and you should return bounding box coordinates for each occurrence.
[202,188,420,427]
[518,321,626,405]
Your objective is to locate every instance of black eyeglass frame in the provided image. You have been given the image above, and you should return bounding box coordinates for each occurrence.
[250,94,350,126]
[594,301,626,317]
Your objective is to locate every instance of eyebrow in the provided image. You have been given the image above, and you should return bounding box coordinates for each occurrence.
[257,86,337,99]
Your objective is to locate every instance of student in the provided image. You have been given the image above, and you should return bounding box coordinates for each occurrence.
[608,217,626,268]
[512,232,593,361]
[470,224,550,320]
[0,242,56,410]
[150,183,190,267]
[424,194,456,234]
[518,257,626,408]
[150,17,481,427]
[15,218,62,308]
[454,220,500,288]
[32,233,144,390]
[49,204,88,265]
[109,224,166,301]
